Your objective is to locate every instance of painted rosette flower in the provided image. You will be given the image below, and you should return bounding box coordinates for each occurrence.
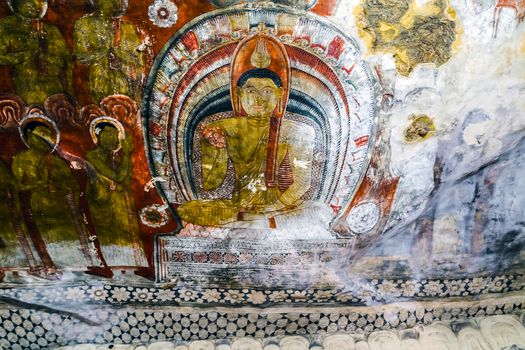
[268,290,287,302]
[510,274,525,291]
[111,287,131,302]
[486,276,508,293]
[148,0,178,28]
[334,291,354,303]
[247,291,266,305]
[201,289,221,303]
[139,204,170,228]
[223,290,244,304]
[400,280,421,297]
[444,279,466,296]
[312,290,335,302]
[178,288,198,301]
[377,280,402,298]
[289,290,308,301]
[41,288,62,304]
[467,277,487,294]
[155,289,176,302]
[132,288,154,302]
[89,286,109,301]
[421,280,444,296]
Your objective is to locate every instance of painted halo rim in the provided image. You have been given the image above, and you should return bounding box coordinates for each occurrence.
[89,116,127,151]
[19,112,61,153]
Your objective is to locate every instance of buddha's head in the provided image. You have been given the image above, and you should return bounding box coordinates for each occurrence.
[25,123,56,152]
[230,26,290,119]
[92,0,128,18]
[237,68,284,117]
[95,123,120,151]
[8,0,48,20]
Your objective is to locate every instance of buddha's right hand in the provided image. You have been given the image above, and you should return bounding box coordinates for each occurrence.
[201,125,226,148]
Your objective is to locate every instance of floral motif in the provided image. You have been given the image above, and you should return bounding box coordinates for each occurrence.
[192,252,208,263]
[246,291,266,304]
[132,288,154,302]
[377,280,401,298]
[510,274,525,291]
[486,276,508,293]
[444,280,466,296]
[421,280,444,296]
[356,288,375,303]
[239,253,253,264]
[209,252,223,264]
[202,289,221,303]
[335,291,355,303]
[467,277,487,294]
[148,0,178,28]
[313,290,335,302]
[155,289,176,302]
[289,290,308,301]
[224,253,238,265]
[139,204,170,228]
[400,280,421,297]
[65,287,87,301]
[269,254,284,265]
[268,291,287,302]
[178,289,198,302]
[223,290,244,304]
[111,287,131,302]
[89,287,108,301]
[173,251,188,262]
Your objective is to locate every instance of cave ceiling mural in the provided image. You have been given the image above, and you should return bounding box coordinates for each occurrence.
[0,0,523,348]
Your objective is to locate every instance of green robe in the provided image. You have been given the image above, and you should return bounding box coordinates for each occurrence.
[86,148,146,267]
[74,15,144,103]
[11,150,89,268]
[0,161,29,268]
[178,115,315,226]
[0,15,72,104]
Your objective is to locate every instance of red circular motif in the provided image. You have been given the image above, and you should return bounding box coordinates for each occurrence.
[209,252,223,264]
[192,252,208,263]
[223,253,238,264]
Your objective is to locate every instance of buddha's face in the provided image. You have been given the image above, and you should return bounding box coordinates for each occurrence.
[98,125,120,151]
[95,0,128,17]
[27,125,55,152]
[12,0,48,20]
[238,78,283,117]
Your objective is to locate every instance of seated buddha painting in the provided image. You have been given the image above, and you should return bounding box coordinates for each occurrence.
[176,28,330,239]
[0,1,523,347]
[144,13,382,243]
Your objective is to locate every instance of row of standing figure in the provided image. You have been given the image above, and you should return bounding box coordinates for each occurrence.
[0,113,148,281]
[0,0,146,105]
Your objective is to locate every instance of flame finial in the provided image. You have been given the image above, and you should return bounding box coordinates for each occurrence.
[250,38,271,68]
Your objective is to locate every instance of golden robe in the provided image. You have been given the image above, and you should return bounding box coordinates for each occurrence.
[178,115,315,226]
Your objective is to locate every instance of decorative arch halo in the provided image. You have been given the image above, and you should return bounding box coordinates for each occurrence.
[142,3,380,218]
[89,116,126,151]
[19,111,60,153]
